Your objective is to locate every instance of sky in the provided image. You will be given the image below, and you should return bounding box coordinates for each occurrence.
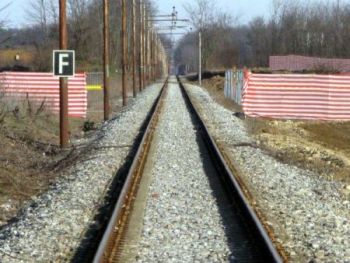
[4,0,273,28]
[4,0,342,29]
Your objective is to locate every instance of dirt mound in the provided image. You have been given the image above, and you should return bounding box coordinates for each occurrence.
[246,119,350,184]
[201,76,242,112]
[208,75,225,91]
[185,70,225,82]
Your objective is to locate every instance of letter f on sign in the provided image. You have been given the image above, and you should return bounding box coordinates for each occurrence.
[59,54,69,74]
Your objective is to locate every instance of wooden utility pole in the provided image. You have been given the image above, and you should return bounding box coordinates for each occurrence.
[103,0,110,120]
[59,0,69,147]
[132,0,136,98]
[143,4,147,87]
[154,37,157,80]
[199,30,202,86]
[121,0,127,106]
[155,34,158,80]
[151,31,155,81]
[149,30,152,82]
[158,39,161,77]
[145,17,150,84]
[138,0,143,91]
[149,26,152,82]
[157,38,161,79]
[145,24,149,84]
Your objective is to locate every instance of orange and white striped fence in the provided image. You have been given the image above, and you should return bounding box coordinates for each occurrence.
[242,72,350,120]
[0,72,87,118]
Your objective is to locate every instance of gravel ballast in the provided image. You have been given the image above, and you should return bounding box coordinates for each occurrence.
[136,80,235,262]
[184,82,350,262]
[0,83,163,263]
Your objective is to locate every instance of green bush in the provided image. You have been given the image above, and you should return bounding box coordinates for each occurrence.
[82,120,95,132]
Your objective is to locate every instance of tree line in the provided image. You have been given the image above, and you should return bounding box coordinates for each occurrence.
[175,0,350,71]
[2,0,350,72]
[0,0,162,72]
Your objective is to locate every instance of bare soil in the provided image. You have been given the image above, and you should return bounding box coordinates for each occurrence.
[0,109,64,225]
[0,74,135,225]
[200,76,242,112]
[199,76,350,185]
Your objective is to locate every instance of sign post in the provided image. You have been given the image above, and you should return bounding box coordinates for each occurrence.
[199,30,202,86]
[53,50,75,77]
[121,0,128,106]
[139,0,144,92]
[103,0,110,121]
[53,49,75,148]
[56,0,71,148]
[132,0,136,98]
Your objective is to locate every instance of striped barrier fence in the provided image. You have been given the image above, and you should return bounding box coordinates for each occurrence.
[242,72,350,120]
[0,72,87,118]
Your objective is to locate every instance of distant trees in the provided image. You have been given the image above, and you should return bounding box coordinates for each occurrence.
[5,0,163,72]
[184,0,215,29]
[26,0,99,71]
[176,0,239,70]
[27,0,57,35]
[0,2,10,45]
[246,0,350,66]
[174,32,198,72]
[175,0,350,70]
[0,2,9,26]
[25,0,58,71]
[6,0,350,72]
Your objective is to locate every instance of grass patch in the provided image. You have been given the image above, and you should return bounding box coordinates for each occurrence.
[0,92,86,224]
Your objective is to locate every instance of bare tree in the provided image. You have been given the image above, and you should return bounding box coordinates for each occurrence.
[3,0,159,72]
[0,2,11,45]
[243,0,350,67]
[27,0,49,33]
[180,0,239,69]
[67,0,94,62]
[184,0,215,30]
[0,2,10,26]
[25,0,59,71]
[183,0,215,69]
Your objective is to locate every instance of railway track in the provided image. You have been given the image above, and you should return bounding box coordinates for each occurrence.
[87,76,283,262]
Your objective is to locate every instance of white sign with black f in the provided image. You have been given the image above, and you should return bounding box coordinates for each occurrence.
[53,50,75,77]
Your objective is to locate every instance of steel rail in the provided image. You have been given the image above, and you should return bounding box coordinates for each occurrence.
[92,78,168,263]
[177,76,284,263]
